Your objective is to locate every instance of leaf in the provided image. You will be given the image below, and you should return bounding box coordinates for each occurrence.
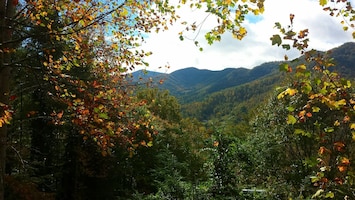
[294,129,305,135]
[334,99,347,108]
[98,113,109,120]
[274,22,281,29]
[319,0,327,6]
[279,63,289,72]
[312,106,320,112]
[310,176,320,183]
[120,8,129,17]
[312,189,324,199]
[286,88,297,96]
[287,106,295,112]
[147,141,153,147]
[340,157,350,165]
[324,127,334,133]
[270,34,282,46]
[338,165,347,172]
[294,129,311,137]
[296,64,307,73]
[287,114,297,125]
[282,44,290,50]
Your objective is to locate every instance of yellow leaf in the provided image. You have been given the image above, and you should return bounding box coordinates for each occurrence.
[319,0,327,6]
[296,64,307,73]
[239,27,247,35]
[120,8,128,17]
[147,141,153,147]
[287,114,297,125]
[312,106,320,112]
[111,43,119,50]
[75,43,80,51]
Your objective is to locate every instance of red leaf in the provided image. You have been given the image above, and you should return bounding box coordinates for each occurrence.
[9,95,17,101]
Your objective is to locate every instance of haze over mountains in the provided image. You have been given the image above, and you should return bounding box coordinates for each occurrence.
[133,42,355,120]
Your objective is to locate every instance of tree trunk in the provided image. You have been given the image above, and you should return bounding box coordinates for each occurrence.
[0,1,14,199]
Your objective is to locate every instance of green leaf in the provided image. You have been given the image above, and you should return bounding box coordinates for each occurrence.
[294,129,305,135]
[312,189,324,199]
[94,107,100,113]
[270,34,282,46]
[282,44,290,50]
[287,114,297,125]
[302,83,312,94]
[279,63,289,72]
[314,78,321,85]
[325,191,335,198]
[287,106,295,112]
[274,22,281,29]
[324,127,334,133]
[99,113,109,119]
[294,129,311,137]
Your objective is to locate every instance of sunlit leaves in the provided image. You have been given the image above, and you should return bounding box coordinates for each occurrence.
[12,0,185,156]
[178,0,264,45]
[272,10,355,195]
[0,109,12,127]
[277,88,298,99]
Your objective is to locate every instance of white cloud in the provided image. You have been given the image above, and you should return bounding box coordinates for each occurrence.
[138,0,354,73]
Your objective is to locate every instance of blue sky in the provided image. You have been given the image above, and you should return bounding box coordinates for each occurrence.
[137,0,355,73]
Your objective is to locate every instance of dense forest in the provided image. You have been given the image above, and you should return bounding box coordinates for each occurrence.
[1,0,355,199]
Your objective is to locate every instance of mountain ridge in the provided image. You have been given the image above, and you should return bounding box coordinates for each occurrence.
[133,42,355,120]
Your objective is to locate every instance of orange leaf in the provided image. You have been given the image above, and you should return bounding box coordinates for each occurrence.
[338,165,347,172]
[343,115,350,123]
[57,110,64,119]
[341,157,350,165]
[298,110,306,117]
[334,142,345,152]
[213,141,219,147]
[319,146,330,155]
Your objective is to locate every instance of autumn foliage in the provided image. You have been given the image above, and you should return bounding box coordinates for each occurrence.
[0,0,355,199]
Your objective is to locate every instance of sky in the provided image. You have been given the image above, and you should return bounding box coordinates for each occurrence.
[137,0,355,73]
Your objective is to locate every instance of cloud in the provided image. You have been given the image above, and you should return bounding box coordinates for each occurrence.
[138,0,354,73]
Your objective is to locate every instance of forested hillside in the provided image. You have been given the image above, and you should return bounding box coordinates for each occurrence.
[136,42,355,123]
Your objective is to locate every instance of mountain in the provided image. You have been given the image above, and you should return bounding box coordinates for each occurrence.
[133,42,355,121]
[133,61,281,103]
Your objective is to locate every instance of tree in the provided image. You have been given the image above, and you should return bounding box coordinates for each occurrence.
[0,0,178,198]
[0,0,268,197]
[0,1,15,199]
[272,12,355,198]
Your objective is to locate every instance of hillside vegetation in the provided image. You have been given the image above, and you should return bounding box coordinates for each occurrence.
[136,42,355,122]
